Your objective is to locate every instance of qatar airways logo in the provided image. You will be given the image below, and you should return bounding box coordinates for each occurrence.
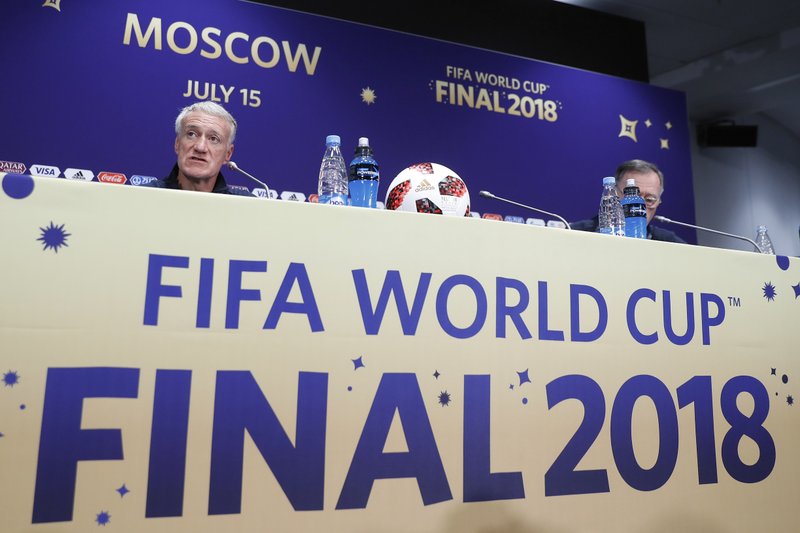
[0,161,27,174]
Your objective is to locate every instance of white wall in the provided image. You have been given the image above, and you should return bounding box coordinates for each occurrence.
[691,113,800,257]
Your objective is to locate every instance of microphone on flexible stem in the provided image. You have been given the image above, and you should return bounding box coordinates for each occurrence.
[227,161,273,198]
[479,190,571,230]
[654,215,763,253]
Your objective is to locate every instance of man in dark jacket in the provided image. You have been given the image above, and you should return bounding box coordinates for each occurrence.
[571,159,686,243]
[148,101,251,196]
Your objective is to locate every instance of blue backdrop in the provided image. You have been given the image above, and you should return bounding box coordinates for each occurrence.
[1,0,696,240]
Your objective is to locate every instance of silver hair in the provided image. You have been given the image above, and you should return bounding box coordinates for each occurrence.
[615,159,664,193]
[174,101,237,145]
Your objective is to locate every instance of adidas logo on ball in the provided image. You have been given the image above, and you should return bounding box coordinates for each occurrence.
[414,178,435,193]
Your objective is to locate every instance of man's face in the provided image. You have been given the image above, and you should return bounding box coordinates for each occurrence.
[174,111,234,182]
[616,170,662,224]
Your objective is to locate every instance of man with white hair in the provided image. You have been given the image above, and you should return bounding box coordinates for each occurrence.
[148,101,250,195]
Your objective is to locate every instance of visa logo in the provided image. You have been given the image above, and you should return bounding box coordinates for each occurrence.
[252,188,275,199]
[31,164,61,177]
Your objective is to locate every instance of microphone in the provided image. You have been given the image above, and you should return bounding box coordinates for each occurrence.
[654,215,763,253]
[479,190,571,230]
[227,161,273,198]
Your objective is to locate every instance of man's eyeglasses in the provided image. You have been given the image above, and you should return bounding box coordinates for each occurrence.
[643,195,660,207]
[616,189,660,207]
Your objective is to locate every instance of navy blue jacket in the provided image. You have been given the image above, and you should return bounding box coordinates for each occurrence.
[571,215,687,243]
[146,164,251,196]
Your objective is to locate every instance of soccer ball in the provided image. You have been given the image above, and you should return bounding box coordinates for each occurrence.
[385,163,470,216]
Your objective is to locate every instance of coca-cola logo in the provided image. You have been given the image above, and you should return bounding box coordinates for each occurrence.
[97,172,127,184]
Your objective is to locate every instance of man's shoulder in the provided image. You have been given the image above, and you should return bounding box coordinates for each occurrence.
[570,217,598,232]
[223,184,254,197]
[141,179,168,188]
[650,225,687,243]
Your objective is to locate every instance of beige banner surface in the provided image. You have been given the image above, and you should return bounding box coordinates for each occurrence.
[0,173,798,532]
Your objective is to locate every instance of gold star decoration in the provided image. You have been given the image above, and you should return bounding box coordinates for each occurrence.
[660,138,670,149]
[618,115,638,142]
[360,87,377,105]
[645,119,652,128]
[665,121,672,130]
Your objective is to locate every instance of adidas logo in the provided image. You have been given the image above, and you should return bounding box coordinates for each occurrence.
[414,178,435,193]
[64,168,95,181]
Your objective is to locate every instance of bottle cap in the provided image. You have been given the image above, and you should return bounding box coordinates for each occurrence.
[358,137,370,147]
[603,176,615,186]
[626,178,636,187]
[326,135,341,145]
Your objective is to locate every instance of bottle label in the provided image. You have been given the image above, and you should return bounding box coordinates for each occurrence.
[622,203,646,218]
[319,193,348,206]
[350,163,379,182]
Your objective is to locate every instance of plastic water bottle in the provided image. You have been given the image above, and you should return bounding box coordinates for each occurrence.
[597,176,625,236]
[620,178,647,239]
[317,135,348,205]
[348,137,380,208]
[755,225,775,254]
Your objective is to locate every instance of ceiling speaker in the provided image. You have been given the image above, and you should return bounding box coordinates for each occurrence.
[697,123,758,147]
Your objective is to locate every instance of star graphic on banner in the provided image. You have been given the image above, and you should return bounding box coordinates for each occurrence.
[792,282,800,298]
[433,370,440,379]
[360,87,377,105]
[37,221,70,253]
[517,369,531,387]
[2,371,20,387]
[438,391,452,407]
[618,115,638,142]
[771,368,777,375]
[665,121,673,130]
[645,119,652,127]
[96,511,111,526]
[42,0,61,11]
[351,356,365,370]
[117,484,130,498]
[762,282,777,301]
[660,138,670,149]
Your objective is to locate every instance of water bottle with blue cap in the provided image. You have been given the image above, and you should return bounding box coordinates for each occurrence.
[317,135,349,205]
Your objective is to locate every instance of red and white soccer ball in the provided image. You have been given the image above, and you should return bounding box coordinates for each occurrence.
[385,162,470,216]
